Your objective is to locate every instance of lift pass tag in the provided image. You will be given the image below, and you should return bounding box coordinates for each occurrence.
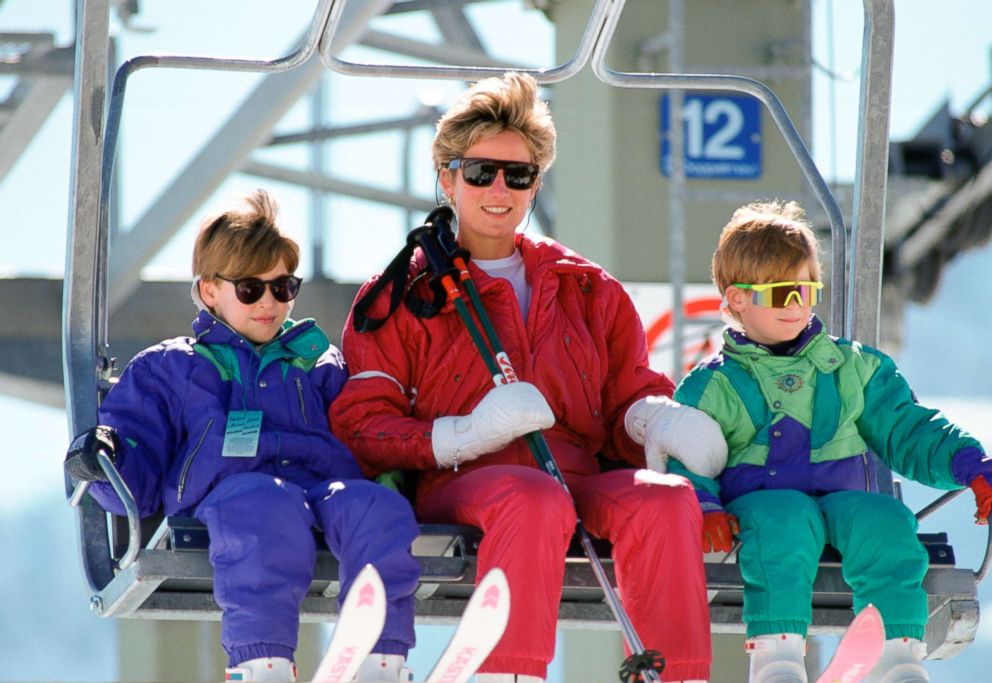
[222,410,263,458]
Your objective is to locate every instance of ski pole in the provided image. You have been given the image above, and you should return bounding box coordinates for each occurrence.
[415,208,665,683]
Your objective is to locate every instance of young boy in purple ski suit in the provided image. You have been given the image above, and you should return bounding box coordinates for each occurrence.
[64,190,420,683]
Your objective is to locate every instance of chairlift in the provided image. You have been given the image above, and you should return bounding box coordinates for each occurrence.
[62,0,989,661]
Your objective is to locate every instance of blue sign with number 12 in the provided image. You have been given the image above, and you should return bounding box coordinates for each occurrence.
[659,93,762,179]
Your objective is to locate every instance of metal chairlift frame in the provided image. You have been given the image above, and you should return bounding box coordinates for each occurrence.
[63,0,990,659]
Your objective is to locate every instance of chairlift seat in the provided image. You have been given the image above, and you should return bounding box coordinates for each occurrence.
[86,513,979,659]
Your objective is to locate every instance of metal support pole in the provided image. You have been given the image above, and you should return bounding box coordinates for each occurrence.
[848,0,895,344]
[667,0,686,383]
[310,78,327,280]
[64,0,111,439]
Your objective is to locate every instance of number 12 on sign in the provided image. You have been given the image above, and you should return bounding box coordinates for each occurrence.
[659,93,762,180]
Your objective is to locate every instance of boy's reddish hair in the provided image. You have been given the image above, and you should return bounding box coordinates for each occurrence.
[711,200,821,293]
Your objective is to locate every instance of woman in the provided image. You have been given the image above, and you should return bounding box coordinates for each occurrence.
[330,72,723,683]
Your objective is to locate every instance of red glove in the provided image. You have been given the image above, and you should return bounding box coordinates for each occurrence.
[702,511,739,552]
[971,477,992,525]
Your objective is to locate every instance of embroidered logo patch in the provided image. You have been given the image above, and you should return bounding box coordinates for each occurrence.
[776,374,804,393]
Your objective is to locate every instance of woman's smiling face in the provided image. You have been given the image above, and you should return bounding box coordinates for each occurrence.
[441,129,539,260]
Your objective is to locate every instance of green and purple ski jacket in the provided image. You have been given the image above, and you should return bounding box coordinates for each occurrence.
[673,316,984,503]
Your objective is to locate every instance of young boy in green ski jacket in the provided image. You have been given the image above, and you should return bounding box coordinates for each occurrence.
[663,200,991,683]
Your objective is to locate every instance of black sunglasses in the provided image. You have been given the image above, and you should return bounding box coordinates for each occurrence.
[447,157,540,190]
[216,275,302,304]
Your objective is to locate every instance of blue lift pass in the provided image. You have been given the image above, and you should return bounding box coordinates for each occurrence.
[222,410,263,458]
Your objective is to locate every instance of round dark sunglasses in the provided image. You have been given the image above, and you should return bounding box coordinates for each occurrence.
[216,275,302,304]
[447,157,540,190]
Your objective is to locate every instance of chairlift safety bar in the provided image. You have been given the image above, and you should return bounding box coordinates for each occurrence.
[320,0,613,84]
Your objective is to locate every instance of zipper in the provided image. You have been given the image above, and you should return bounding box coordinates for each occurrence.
[177,418,215,503]
[861,453,871,491]
[294,376,308,425]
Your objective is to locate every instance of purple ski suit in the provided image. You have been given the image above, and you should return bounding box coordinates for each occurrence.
[88,311,419,665]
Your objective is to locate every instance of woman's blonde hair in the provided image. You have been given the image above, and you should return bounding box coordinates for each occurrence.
[712,200,821,293]
[432,72,556,172]
[192,189,299,281]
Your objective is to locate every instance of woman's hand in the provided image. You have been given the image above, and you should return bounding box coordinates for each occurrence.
[431,382,555,469]
[625,396,727,477]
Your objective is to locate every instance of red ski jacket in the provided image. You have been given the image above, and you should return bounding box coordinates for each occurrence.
[330,233,675,504]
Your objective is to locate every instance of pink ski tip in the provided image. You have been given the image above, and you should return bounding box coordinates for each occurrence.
[357,580,377,607]
[851,604,885,653]
[481,583,502,609]
[814,604,886,683]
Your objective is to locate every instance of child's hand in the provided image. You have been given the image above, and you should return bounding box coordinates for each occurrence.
[702,511,739,553]
[950,448,992,525]
[971,476,992,525]
[64,425,119,482]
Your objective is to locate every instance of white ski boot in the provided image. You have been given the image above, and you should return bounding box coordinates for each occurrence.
[745,633,808,683]
[864,638,929,683]
[224,657,297,682]
[352,654,413,682]
[475,675,543,682]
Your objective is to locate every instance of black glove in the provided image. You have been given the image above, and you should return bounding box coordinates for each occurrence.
[64,426,119,482]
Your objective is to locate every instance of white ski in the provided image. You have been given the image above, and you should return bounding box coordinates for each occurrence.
[424,567,511,683]
[814,603,885,683]
[312,563,388,683]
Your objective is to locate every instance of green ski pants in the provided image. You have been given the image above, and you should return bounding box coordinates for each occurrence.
[726,489,929,639]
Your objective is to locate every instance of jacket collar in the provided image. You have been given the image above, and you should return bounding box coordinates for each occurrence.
[515,232,601,277]
[191,310,327,360]
[724,315,844,373]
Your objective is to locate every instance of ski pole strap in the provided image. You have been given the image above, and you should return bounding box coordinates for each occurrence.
[352,208,459,333]
[402,267,449,321]
[352,236,418,333]
[403,207,470,322]
[618,650,665,683]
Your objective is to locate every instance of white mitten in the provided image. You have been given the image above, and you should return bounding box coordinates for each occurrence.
[432,382,555,469]
[625,395,728,477]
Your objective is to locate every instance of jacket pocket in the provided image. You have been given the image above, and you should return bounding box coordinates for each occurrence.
[294,377,309,426]
[177,418,214,503]
[861,452,874,491]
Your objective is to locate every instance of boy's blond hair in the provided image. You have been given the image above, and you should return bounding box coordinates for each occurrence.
[192,190,300,282]
[712,200,821,293]
[432,72,556,172]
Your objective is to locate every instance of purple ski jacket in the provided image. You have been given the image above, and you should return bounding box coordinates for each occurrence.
[89,310,364,517]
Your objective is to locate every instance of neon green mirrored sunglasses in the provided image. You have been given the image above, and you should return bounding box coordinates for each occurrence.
[733,280,823,308]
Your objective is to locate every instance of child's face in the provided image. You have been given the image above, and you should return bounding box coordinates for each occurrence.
[199,260,293,344]
[726,263,816,346]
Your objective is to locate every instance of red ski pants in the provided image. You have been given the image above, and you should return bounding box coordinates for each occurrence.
[417,465,711,681]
